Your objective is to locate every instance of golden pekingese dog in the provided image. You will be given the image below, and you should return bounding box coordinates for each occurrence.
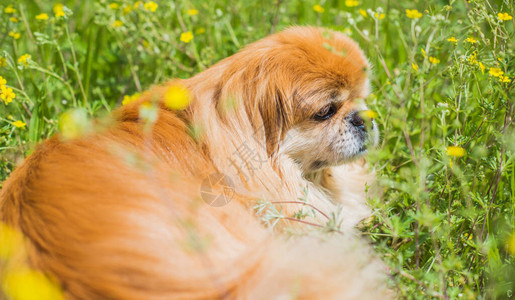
[0,27,389,299]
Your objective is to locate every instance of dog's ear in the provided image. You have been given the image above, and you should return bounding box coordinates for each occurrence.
[258,84,292,157]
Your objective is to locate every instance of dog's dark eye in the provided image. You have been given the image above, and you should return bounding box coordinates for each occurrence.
[314,104,336,121]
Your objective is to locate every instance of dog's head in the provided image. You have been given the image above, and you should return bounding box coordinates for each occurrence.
[195,26,378,174]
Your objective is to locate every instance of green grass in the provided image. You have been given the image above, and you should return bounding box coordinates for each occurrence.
[1,0,514,299]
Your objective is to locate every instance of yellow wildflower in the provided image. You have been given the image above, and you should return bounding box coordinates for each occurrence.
[421,48,426,58]
[429,57,440,64]
[507,232,515,255]
[0,57,6,68]
[144,1,158,12]
[2,268,64,300]
[361,110,378,119]
[109,3,119,9]
[36,13,49,20]
[446,146,466,157]
[12,120,26,128]
[412,63,419,71]
[478,62,485,74]
[112,20,124,28]
[313,4,324,13]
[195,27,206,35]
[53,3,65,18]
[374,12,385,19]
[405,9,422,19]
[0,76,6,86]
[447,37,458,43]
[345,0,359,7]
[465,37,477,43]
[58,108,92,140]
[164,85,190,110]
[180,31,194,43]
[133,1,143,9]
[497,12,512,21]
[4,5,16,14]
[122,5,132,14]
[499,75,511,83]
[122,92,141,105]
[468,51,478,64]
[187,9,199,16]
[0,222,23,259]
[488,67,504,77]
[359,9,367,17]
[18,54,31,66]
[1,86,15,105]
[10,17,19,23]
[9,31,20,40]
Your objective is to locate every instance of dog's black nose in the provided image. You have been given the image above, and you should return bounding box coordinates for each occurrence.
[349,111,365,129]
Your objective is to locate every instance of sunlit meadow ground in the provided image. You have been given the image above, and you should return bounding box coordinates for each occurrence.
[0,0,514,299]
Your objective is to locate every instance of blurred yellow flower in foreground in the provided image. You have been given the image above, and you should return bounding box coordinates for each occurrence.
[0,76,6,86]
[499,75,511,83]
[36,13,49,20]
[1,85,16,105]
[478,62,485,74]
[361,110,378,119]
[58,108,92,140]
[2,268,64,300]
[468,51,478,64]
[0,222,23,259]
[122,5,132,14]
[18,54,31,66]
[405,9,422,19]
[144,1,158,12]
[488,67,504,77]
[359,9,367,17]
[345,0,359,7]
[9,31,20,40]
[429,57,440,64]
[164,85,190,110]
[53,4,65,18]
[313,4,324,13]
[420,48,426,58]
[446,146,466,157]
[497,12,512,21]
[12,120,26,129]
[4,5,16,14]
[412,63,419,71]
[187,9,199,16]
[374,12,385,19]
[507,232,515,256]
[465,37,477,43]
[112,20,123,28]
[10,17,19,23]
[122,92,141,105]
[180,31,194,43]
[447,37,458,43]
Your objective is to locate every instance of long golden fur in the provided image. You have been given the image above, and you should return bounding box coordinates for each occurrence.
[0,27,390,299]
